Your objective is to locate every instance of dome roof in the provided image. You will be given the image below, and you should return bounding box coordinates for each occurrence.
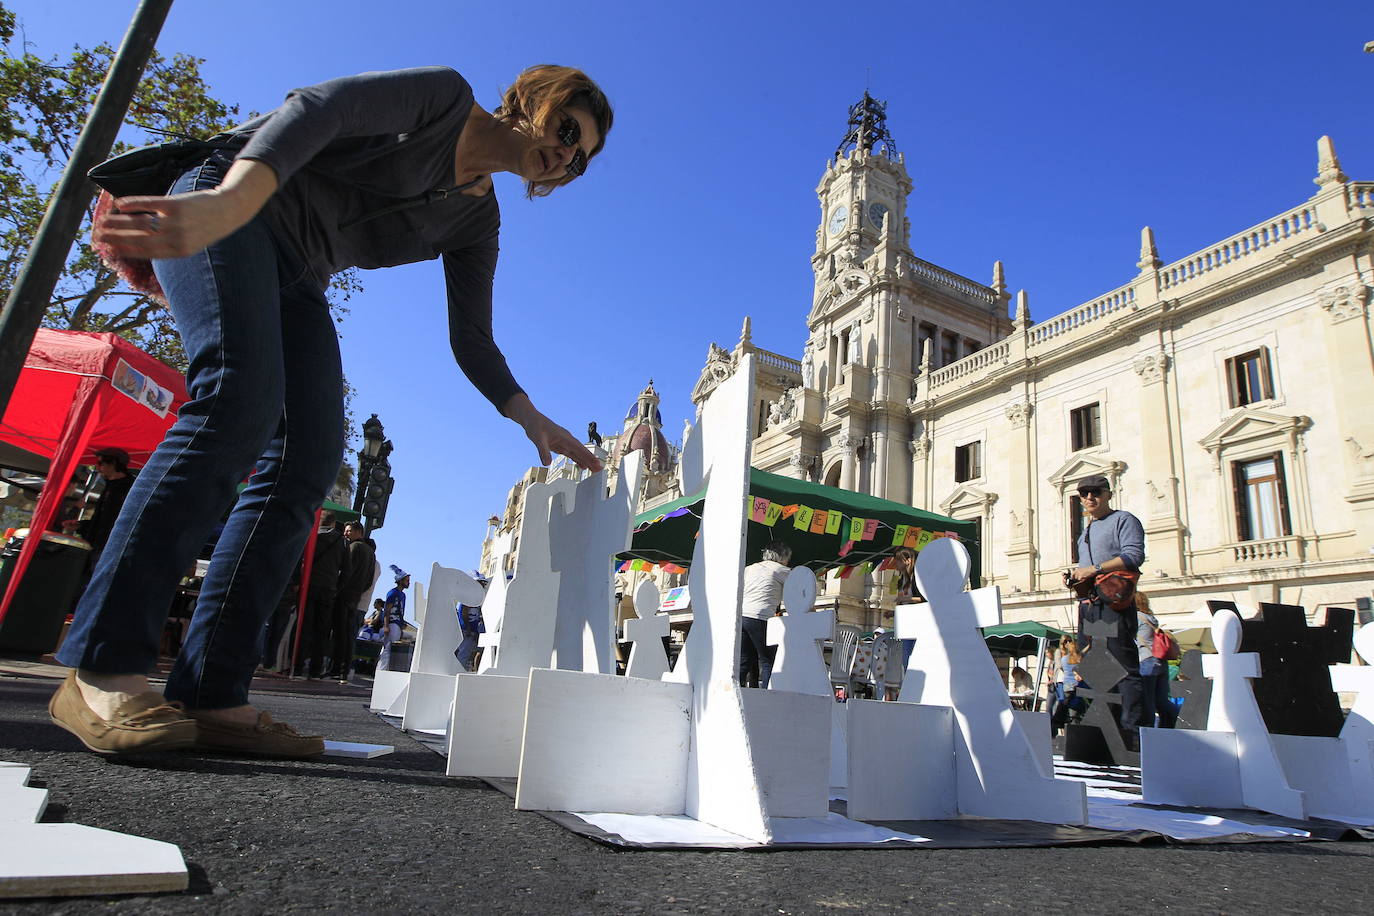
[615,422,673,474]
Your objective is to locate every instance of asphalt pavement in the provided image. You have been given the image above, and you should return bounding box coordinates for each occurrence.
[2,661,1372,915]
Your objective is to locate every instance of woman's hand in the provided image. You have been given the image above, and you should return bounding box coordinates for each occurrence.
[503,393,603,472]
[92,158,279,260]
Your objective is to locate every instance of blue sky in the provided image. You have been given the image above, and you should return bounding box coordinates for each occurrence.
[9,1,1374,586]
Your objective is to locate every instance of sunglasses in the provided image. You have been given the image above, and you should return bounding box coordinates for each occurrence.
[556,114,588,178]
[1078,488,1105,498]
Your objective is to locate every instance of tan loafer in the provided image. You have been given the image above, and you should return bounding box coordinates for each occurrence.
[189,710,324,758]
[48,670,198,755]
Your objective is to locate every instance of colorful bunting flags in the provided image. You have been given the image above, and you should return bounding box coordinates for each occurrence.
[809,509,827,534]
[891,523,910,546]
[849,517,864,541]
[825,511,842,535]
[794,505,814,531]
[838,540,855,557]
[862,518,879,541]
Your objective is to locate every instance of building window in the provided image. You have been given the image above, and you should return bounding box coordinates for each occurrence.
[965,339,983,357]
[941,332,959,367]
[1070,402,1101,451]
[1233,453,1291,541]
[1068,494,1084,563]
[1226,349,1274,407]
[954,442,982,482]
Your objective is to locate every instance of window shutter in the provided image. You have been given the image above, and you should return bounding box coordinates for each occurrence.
[1260,348,1275,401]
[1225,356,1239,408]
[1273,450,1293,536]
[1232,461,1250,541]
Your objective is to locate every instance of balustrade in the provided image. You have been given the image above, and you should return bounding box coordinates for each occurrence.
[1028,283,1135,345]
[1231,536,1301,564]
[905,256,998,305]
[1158,205,1317,292]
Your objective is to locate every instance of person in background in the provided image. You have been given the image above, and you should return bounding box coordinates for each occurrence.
[359,598,386,641]
[304,510,347,680]
[1134,591,1178,729]
[454,572,489,671]
[325,521,374,683]
[1051,636,1085,733]
[77,447,135,559]
[739,541,792,689]
[892,545,920,665]
[1068,474,1146,750]
[378,566,410,671]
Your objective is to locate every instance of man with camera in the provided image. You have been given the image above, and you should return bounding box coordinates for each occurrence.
[1066,474,1146,749]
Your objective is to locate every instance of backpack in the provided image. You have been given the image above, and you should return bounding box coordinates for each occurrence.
[1150,625,1181,661]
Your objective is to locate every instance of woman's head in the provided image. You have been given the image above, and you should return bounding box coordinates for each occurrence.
[762,540,792,565]
[894,546,916,570]
[1135,591,1152,613]
[1060,636,1081,661]
[496,64,613,198]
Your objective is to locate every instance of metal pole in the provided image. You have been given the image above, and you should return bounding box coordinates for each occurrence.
[0,0,175,417]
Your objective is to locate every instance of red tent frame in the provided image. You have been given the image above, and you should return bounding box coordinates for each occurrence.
[0,329,189,626]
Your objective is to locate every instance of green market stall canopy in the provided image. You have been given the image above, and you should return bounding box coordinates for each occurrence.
[619,467,980,584]
[981,621,1071,657]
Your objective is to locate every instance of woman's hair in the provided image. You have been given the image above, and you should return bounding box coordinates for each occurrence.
[1060,636,1082,664]
[494,64,614,199]
[1135,591,1152,613]
[894,546,917,592]
[762,540,792,565]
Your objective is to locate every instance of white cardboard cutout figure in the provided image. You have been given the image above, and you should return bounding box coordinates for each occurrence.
[1330,624,1374,817]
[1142,608,1308,820]
[548,458,643,674]
[515,356,791,840]
[624,577,670,680]
[892,537,1087,825]
[401,565,484,732]
[476,528,514,673]
[766,568,833,696]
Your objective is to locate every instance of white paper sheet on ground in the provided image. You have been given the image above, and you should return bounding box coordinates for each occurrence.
[1084,798,1310,840]
[897,538,1087,825]
[475,529,513,672]
[369,669,409,713]
[573,811,932,848]
[845,700,956,821]
[548,459,642,674]
[766,569,832,697]
[410,564,485,678]
[1330,623,1374,818]
[446,673,530,779]
[0,824,187,899]
[623,579,670,680]
[322,741,394,759]
[678,355,775,842]
[0,765,47,823]
[400,672,456,733]
[516,668,691,814]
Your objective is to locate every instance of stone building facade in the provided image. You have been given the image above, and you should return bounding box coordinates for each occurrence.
[483,94,1374,637]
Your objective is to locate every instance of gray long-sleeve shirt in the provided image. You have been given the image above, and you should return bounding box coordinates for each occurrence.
[1076,508,1146,571]
[228,67,521,412]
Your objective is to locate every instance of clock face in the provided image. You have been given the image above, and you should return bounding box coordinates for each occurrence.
[827,205,849,236]
[868,202,889,230]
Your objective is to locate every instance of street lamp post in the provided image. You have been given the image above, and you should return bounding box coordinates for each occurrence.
[355,414,395,536]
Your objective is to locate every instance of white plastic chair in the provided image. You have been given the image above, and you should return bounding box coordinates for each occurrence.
[829,623,862,697]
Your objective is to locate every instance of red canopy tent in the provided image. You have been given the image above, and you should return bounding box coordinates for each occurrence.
[0,328,188,625]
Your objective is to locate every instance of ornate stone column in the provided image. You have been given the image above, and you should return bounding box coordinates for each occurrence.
[787,450,816,482]
[837,433,863,491]
[1132,346,1187,576]
[908,432,931,509]
[1002,396,1037,589]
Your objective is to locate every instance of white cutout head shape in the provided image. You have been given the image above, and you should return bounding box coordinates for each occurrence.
[1211,607,1243,655]
[782,566,818,615]
[913,536,969,600]
[1353,623,1374,667]
[633,578,661,618]
[451,570,488,609]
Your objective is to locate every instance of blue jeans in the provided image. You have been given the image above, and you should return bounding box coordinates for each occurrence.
[56,156,343,709]
[739,617,776,688]
[1139,657,1178,728]
[455,631,480,671]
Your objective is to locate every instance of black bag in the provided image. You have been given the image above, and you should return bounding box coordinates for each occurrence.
[87,134,243,198]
